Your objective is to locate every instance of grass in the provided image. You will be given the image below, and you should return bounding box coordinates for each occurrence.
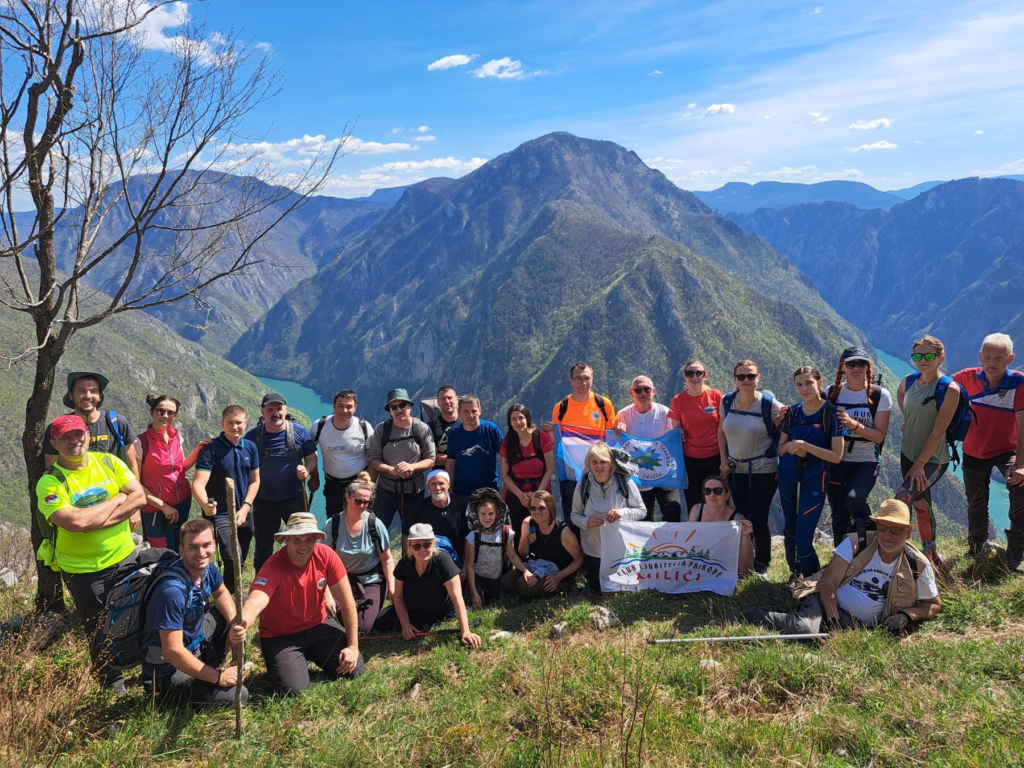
[1,537,1022,766]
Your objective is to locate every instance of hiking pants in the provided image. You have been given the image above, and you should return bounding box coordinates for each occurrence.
[324,472,363,518]
[963,451,1024,550]
[374,487,420,534]
[348,574,387,634]
[730,472,777,569]
[741,593,862,634]
[62,550,138,691]
[213,513,253,595]
[780,467,828,577]
[898,454,948,563]
[827,461,880,546]
[143,609,248,707]
[470,574,503,606]
[261,617,365,696]
[253,493,306,574]
[682,454,722,515]
[500,568,574,600]
[140,507,176,550]
[582,554,602,594]
[640,487,683,523]
[558,479,580,540]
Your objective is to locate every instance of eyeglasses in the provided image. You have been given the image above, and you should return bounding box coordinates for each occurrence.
[409,541,433,551]
[734,373,757,382]
[684,370,706,378]
[844,360,868,369]
[911,352,939,362]
[154,408,177,417]
[875,523,908,535]
[703,487,726,496]
[388,402,411,411]
[351,498,372,506]
[632,386,653,393]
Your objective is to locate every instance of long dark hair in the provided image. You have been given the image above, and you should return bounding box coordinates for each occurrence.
[505,403,534,466]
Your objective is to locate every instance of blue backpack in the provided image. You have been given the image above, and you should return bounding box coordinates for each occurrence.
[905,373,975,468]
[433,535,462,569]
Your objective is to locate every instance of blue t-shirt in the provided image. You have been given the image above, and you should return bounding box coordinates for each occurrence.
[195,433,259,519]
[142,560,224,679]
[779,403,846,478]
[244,423,315,501]
[447,420,504,496]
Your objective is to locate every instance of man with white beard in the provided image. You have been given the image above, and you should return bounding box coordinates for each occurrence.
[405,470,469,579]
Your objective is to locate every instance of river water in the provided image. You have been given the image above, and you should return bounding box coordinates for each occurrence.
[875,350,1010,532]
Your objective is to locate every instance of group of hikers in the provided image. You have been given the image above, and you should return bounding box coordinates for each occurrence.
[33,331,1023,706]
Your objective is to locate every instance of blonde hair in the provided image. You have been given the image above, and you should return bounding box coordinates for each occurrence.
[584,442,613,471]
[913,335,946,371]
[683,359,711,391]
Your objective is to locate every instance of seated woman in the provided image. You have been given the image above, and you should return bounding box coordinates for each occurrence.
[571,443,646,594]
[500,490,583,599]
[374,523,482,648]
[323,472,395,633]
[687,475,754,575]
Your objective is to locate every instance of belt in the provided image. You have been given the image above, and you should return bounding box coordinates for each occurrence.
[325,472,361,484]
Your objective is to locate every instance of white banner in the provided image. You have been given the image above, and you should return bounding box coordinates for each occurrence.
[599,520,742,595]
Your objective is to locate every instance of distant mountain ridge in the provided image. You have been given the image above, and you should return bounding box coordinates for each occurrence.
[693,181,904,214]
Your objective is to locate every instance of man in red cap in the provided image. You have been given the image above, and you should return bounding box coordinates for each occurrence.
[36,413,147,692]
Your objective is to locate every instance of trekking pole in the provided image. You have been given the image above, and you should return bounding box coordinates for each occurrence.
[224,478,244,740]
[648,633,829,645]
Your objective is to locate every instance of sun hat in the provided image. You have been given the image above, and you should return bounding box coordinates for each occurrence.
[274,512,328,543]
[63,371,109,408]
[840,345,871,363]
[869,499,916,528]
[407,522,437,541]
[384,388,413,411]
[50,414,88,438]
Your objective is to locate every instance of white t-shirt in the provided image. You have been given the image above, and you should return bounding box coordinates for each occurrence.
[467,525,515,580]
[617,403,672,491]
[317,418,370,479]
[720,392,784,474]
[833,538,938,625]
[825,385,893,463]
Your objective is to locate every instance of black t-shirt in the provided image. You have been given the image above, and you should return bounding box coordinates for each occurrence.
[395,551,460,617]
[43,409,137,458]
[403,494,469,545]
[428,415,458,457]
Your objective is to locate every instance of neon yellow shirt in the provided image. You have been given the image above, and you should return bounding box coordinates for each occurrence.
[36,453,137,573]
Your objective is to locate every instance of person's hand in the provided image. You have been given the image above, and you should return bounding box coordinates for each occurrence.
[517,489,531,506]
[719,460,732,477]
[229,622,247,647]
[325,591,338,616]
[836,409,856,430]
[236,503,250,526]
[587,516,605,528]
[394,461,413,477]
[470,590,483,609]
[740,519,754,536]
[614,421,626,436]
[542,421,555,434]
[337,646,360,674]
[461,631,482,649]
[400,622,417,641]
[217,665,239,688]
[885,611,912,636]
[543,573,562,592]
[161,503,179,524]
[678,427,687,441]
[296,465,309,481]
[195,439,212,451]
[201,499,217,517]
[1007,466,1024,487]
[778,405,790,421]
[906,463,928,492]
[129,512,142,531]
[788,440,809,457]
[523,569,537,587]
[606,509,622,523]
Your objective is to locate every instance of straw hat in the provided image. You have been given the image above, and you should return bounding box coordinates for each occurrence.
[868,499,916,528]
[274,512,327,543]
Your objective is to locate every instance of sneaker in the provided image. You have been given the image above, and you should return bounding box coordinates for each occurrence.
[1006,547,1024,574]
[753,560,769,576]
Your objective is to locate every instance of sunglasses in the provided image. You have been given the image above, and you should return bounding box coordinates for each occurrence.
[154,408,177,417]
[703,487,726,496]
[844,360,868,369]
[528,505,549,512]
[875,523,908,535]
[911,352,939,362]
[632,386,653,393]
[685,370,706,378]
[409,541,433,551]
[388,402,411,411]
[734,373,757,382]
[351,498,372,506]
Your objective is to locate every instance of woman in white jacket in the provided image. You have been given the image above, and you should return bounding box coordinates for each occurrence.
[571,443,646,593]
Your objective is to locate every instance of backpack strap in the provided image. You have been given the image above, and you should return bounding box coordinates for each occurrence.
[360,419,372,443]
[313,416,329,445]
[904,544,922,581]
[760,393,777,443]
[557,396,569,422]
[366,512,386,554]
[255,424,264,454]
[594,394,609,424]
[331,513,341,547]
[722,392,735,418]
[106,410,127,462]
[285,420,302,461]
[579,474,592,508]
[138,430,150,463]
[695,502,703,522]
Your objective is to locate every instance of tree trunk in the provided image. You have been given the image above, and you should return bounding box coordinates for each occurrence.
[23,341,67,613]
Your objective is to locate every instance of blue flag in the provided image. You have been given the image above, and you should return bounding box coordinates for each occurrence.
[607,428,687,489]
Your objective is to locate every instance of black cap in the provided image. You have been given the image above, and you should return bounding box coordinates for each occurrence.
[840,345,871,363]
[261,393,287,407]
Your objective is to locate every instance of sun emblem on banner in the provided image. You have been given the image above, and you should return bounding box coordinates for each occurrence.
[620,439,675,482]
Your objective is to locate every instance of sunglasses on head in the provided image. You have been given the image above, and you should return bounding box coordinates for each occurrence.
[685,370,706,378]
[734,373,757,381]
[409,541,433,551]
[154,408,177,417]
[632,386,653,393]
[388,402,411,411]
[911,352,938,362]
[703,486,726,496]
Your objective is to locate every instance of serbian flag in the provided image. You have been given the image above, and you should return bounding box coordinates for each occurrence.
[554,425,606,482]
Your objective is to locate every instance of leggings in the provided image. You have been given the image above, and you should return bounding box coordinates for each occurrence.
[348,573,387,634]
[827,461,880,546]
[683,454,722,513]
[898,454,948,564]
[779,466,829,578]
[729,472,778,568]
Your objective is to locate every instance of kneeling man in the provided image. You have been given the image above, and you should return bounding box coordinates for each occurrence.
[740,500,942,635]
[232,513,364,696]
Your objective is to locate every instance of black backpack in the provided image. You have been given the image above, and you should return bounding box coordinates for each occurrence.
[783,400,838,452]
[832,382,884,457]
[472,526,510,572]
[557,394,610,424]
[312,415,371,445]
[380,417,429,452]
[330,511,387,556]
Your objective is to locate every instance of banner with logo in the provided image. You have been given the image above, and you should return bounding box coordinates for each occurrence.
[607,428,686,489]
[599,520,742,595]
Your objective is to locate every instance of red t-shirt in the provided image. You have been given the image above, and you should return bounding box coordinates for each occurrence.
[953,368,1024,459]
[668,389,724,459]
[251,543,346,638]
[499,430,553,487]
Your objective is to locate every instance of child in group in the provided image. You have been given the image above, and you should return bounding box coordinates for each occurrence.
[464,488,520,607]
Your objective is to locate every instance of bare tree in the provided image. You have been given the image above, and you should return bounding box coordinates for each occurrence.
[0,0,346,610]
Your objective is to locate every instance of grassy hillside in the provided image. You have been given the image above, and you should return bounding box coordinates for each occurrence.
[0,538,1019,765]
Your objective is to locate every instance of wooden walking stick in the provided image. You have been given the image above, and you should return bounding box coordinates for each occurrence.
[224,478,244,740]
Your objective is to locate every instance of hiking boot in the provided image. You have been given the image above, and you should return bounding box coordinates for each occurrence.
[969,540,1004,558]
[1006,547,1024,575]
[753,560,769,577]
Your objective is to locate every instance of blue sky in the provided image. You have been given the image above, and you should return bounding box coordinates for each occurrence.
[158,0,1023,196]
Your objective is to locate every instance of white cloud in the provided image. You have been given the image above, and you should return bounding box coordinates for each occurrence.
[754,165,818,178]
[649,69,664,76]
[472,57,525,79]
[808,112,829,124]
[367,157,488,174]
[849,118,892,131]
[812,7,822,14]
[417,126,430,133]
[975,129,984,135]
[846,140,898,152]
[391,128,403,134]
[971,158,1024,176]
[815,168,864,181]
[687,102,697,109]
[224,134,417,163]
[413,135,436,142]
[427,54,478,71]
[703,103,736,116]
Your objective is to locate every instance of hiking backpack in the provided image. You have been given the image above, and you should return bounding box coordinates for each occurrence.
[312,415,372,446]
[102,548,187,670]
[330,511,387,555]
[472,526,510,571]
[783,400,838,453]
[253,418,304,461]
[557,394,610,424]
[721,391,781,459]
[380,418,428,452]
[433,534,462,569]
[831,380,885,458]
[104,410,128,464]
[905,373,975,468]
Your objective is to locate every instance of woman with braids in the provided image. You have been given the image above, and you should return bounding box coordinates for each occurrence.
[717,359,787,577]
[137,394,208,549]
[499,404,554,531]
[896,335,961,567]
[825,346,893,544]
[669,359,724,515]
[777,367,846,579]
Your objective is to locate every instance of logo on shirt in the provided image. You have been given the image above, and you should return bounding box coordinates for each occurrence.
[72,486,110,508]
[253,577,268,587]
[317,577,327,589]
[703,406,716,414]
[591,410,602,421]
[461,445,486,457]
[45,493,59,504]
